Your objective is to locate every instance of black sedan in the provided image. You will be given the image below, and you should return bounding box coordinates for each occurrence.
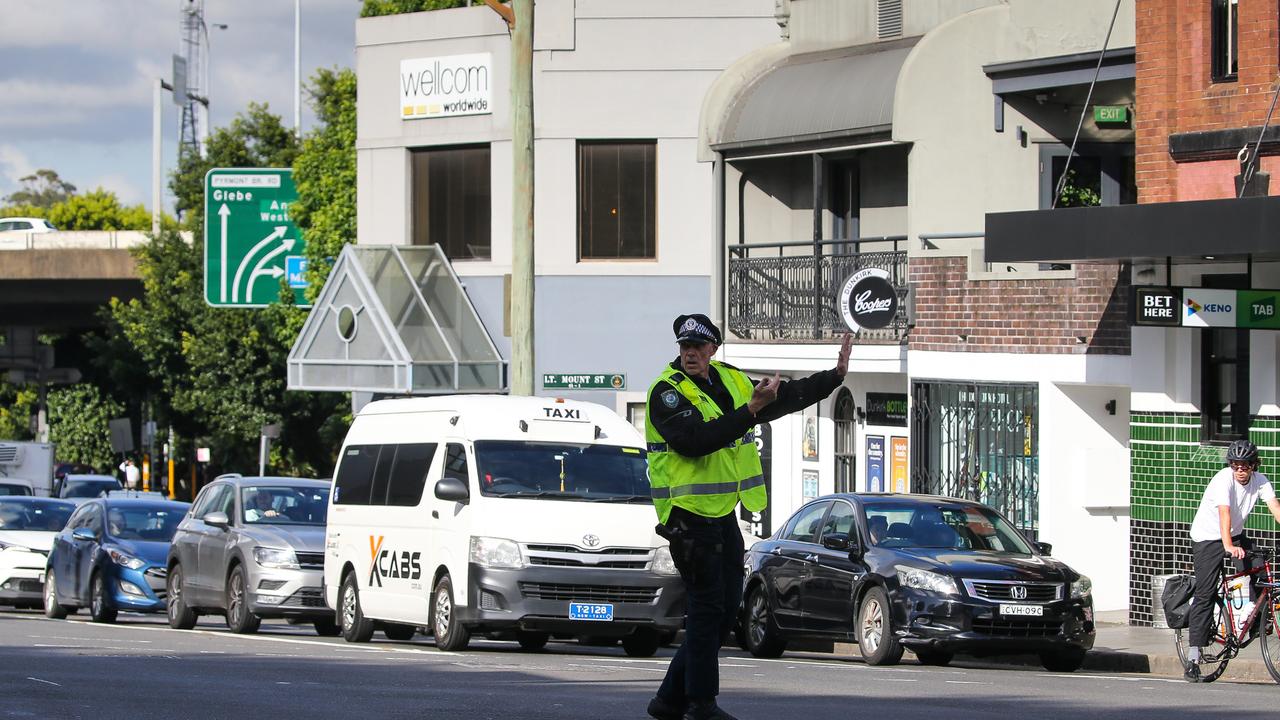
[741,493,1094,672]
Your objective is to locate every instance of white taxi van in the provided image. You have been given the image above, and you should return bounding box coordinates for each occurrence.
[323,395,684,655]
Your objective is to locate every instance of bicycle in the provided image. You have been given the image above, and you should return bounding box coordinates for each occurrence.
[1173,547,1280,683]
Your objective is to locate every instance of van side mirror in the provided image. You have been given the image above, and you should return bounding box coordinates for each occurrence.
[1032,541,1053,556]
[435,477,470,503]
[205,512,230,529]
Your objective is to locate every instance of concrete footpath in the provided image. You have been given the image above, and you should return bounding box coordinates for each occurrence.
[1072,609,1275,683]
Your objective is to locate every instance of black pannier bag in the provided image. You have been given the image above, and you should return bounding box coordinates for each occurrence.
[1161,574,1195,629]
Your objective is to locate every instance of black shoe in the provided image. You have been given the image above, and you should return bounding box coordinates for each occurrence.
[683,700,739,720]
[1184,662,1203,683]
[648,695,685,720]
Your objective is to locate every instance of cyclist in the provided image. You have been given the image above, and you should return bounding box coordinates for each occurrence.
[1184,439,1280,682]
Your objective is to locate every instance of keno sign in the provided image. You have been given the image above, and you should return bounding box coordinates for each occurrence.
[400,52,492,120]
[839,268,899,330]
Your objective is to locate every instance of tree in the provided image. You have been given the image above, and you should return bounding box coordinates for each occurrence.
[3,169,76,209]
[294,67,357,302]
[1,188,162,231]
[47,384,123,471]
[361,0,467,17]
[0,382,36,441]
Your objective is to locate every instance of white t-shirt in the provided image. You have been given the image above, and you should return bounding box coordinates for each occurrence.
[1190,467,1276,542]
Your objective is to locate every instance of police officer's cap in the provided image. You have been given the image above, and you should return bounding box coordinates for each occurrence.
[673,313,722,345]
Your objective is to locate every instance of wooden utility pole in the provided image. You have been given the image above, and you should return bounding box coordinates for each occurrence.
[509,0,534,395]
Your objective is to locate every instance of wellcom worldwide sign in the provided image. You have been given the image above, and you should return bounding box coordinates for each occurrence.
[400,53,491,120]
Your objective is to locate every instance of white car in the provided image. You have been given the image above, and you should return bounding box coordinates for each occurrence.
[0,497,76,609]
[0,217,57,233]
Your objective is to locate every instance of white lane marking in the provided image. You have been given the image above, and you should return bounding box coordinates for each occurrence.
[1038,673,1185,684]
[945,680,988,685]
[26,677,62,687]
[30,635,153,643]
[33,644,80,648]
[741,655,928,673]
[565,664,665,673]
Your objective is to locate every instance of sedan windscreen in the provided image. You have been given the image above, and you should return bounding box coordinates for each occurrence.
[241,486,330,525]
[0,500,74,531]
[105,507,184,542]
[863,501,1033,554]
[474,441,650,502]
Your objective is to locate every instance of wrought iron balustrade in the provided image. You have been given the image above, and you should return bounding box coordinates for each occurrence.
[727,237,908,341]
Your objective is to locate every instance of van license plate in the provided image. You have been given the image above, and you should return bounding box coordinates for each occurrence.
[999,604,1043,617]
[569,602,614,621]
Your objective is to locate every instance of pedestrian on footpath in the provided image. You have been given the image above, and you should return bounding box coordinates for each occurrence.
[1184,439,1280,682]
[119,457,141,491]
[644,313,851,720]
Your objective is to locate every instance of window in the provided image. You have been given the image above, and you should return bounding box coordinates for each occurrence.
[1212,0,1239,81]
[191,484,223,518]
[196,485,232,519]
[781,502,830,544]
[443,443,470,483]
[833,389,856,493]
[334,445,380,505]
[386,444,438,506]
[820,501,856,540]
[411,145,491,260]
[577,141,656,259]
[1202,275,1250,441]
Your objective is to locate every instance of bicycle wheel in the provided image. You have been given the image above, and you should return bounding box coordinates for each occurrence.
[1261,591,1280,684]
[1173,596,1231,683]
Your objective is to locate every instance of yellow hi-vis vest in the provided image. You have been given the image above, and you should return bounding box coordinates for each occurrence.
[645,361,766,523]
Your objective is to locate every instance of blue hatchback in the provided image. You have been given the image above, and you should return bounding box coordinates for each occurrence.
[44,497,189,622]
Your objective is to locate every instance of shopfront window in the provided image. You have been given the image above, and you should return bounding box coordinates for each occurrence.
[1203,328,1250,441]
[577,141,656,260]
[911,381,1039,538]
[411,145,491,260]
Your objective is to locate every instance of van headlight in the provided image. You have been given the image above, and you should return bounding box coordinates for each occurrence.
[254,547,299,570]
[896,568,958,595]
[1071,574,1092,599]
[651,546,679,576]
[469,536,524,569]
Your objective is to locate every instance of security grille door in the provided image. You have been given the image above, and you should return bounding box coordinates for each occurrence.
[911,381,1039,538]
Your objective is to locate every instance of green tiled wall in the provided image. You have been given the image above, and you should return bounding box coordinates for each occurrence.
[1130,413,1280,528]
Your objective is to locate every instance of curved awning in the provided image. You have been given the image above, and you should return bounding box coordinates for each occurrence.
[287,244,505,394]
[712,38,917,153]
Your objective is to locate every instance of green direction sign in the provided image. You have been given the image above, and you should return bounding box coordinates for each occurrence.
[1239,290,1280,329]
[542,373,626,390]
[203,168,307,308]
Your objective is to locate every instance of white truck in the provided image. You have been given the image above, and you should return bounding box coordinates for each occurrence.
[0,441,55,497]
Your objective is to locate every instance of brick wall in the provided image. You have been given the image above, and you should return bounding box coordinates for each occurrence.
[1137,0,1280,203]
[907,257,1130,354]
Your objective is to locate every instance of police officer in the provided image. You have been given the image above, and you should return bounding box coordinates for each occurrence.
[645,314,851,720]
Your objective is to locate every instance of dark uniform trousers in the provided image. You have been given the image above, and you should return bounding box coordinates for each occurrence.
[657,506,746,703]
[1189,533,1259,647]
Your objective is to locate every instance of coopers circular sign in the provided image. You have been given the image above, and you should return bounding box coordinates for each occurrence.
[839,268,898,331]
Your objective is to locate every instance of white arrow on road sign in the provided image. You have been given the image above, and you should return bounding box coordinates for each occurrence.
[247,239,293,297]
[231,226,288,303]
[218,203,230,302]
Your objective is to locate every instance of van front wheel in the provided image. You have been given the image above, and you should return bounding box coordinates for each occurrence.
[432,575,470,651]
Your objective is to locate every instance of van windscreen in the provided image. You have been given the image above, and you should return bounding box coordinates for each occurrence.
[474,441,650,503]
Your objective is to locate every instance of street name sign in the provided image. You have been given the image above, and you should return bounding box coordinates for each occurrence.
[204,168,308,308]
[542,373,626,390]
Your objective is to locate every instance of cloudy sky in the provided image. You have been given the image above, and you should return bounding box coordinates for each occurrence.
[0,0,359,210]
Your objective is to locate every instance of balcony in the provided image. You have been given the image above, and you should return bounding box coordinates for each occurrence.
[727,237,908,342]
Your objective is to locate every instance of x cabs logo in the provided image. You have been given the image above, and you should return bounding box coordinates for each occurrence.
[368,535,385,587]
[367,534,423,588]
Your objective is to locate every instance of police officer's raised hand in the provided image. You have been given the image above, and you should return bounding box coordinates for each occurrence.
[748,373,781,415]
[835,332,853,377]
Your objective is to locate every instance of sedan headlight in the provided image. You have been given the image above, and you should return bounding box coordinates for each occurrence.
[254,547,299,570]
[651,546,679,576]
[469,536,523,569]
[1071,574,1092,599]
[897,567,958,595]
[108,549,146,570]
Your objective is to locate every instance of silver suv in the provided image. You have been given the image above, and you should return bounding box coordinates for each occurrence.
[165,476,334,635]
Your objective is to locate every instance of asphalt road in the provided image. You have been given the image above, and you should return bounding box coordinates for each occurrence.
[2,608,1276,720]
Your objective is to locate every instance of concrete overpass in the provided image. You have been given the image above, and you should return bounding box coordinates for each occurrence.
[0,231,165,327]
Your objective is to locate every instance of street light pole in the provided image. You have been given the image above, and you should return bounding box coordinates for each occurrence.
[510,0,534,395]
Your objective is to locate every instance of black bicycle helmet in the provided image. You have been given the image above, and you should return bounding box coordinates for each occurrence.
[1225,439,1260,466]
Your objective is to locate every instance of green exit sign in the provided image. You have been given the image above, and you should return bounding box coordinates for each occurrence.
[1094,105,1131,125]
